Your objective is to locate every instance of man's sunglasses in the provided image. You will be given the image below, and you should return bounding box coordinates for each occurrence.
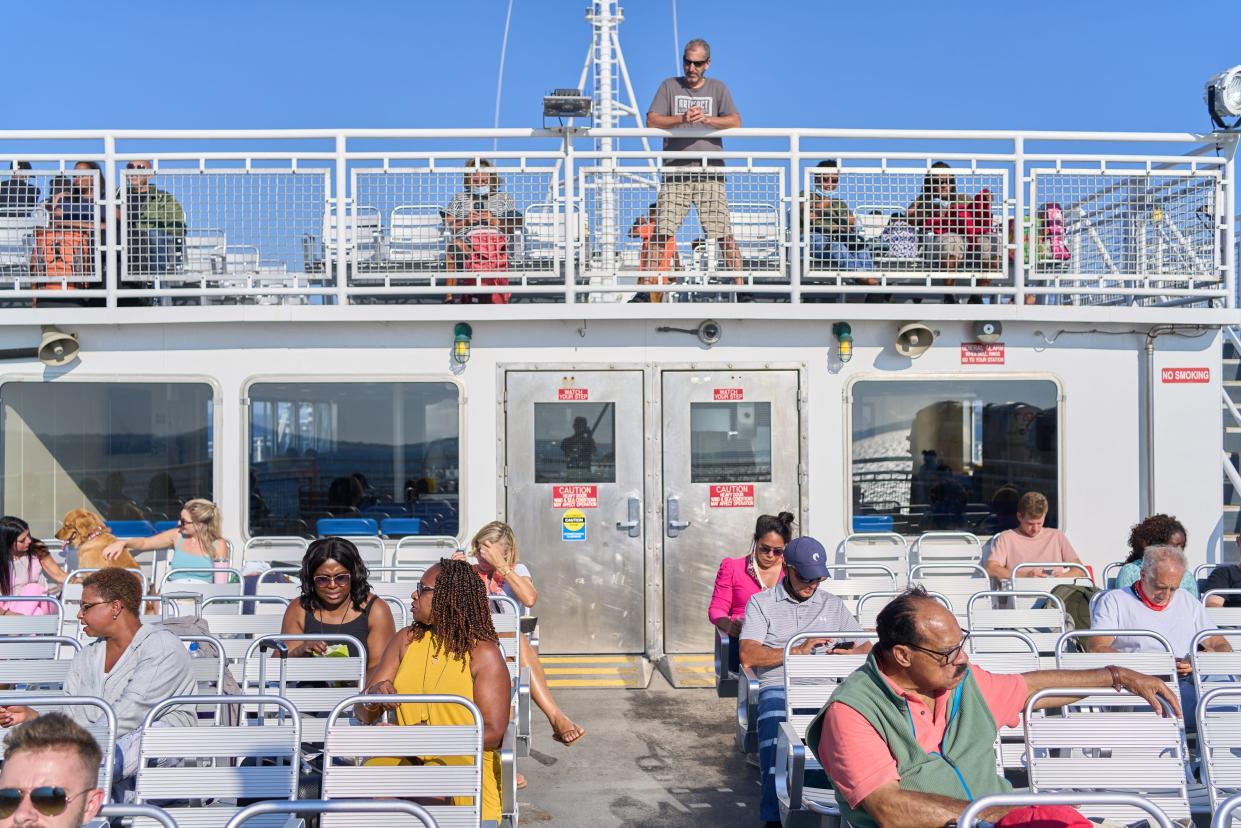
[0,786,94,818]
[683,58,708,68]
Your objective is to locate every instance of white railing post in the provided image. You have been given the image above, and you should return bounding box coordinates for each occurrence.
[563,133,577,304]
[1224,136,1237,308]
[1013,135,1026,306]
[103,134,118,308]
[788,133,801,305]
[335,134,349,306]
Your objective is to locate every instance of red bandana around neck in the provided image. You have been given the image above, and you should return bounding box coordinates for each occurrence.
[1132,579,1169,612]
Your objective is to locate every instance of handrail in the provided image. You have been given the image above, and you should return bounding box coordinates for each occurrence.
[1224,449,1241,495]
[961,792,1173,828]
[100,804,181,828]
[222,799,438,828]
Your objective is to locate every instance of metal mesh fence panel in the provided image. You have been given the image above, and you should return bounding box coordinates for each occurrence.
[0,169,101,286]
[1030,169,1221,305]
[351,163,560,290]
[120,168,329,288]
[580,164,785,297]
[801,165,1008,293]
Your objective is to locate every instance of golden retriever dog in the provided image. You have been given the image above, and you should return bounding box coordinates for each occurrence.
[55,508,141,572]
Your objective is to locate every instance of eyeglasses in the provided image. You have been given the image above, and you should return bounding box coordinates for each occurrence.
[78,600,110,613]
[757,544,785,556]
[904,632,971,665]
[415,583,435,597]
[683,58,708,68]
[0,786,94,818]
[312,572,351,588]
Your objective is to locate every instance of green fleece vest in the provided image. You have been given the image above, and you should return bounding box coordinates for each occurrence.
[807,654,1010,828]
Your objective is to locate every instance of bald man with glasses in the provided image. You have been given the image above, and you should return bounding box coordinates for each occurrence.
[809,587,1179,828]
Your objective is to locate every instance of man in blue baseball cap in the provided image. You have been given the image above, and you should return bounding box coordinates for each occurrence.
[739,536,867,826]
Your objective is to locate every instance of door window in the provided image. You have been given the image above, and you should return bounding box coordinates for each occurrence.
[533,402,616,483]
[690,402,773,483]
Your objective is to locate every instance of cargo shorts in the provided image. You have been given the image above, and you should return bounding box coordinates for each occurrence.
[655,172,733,239]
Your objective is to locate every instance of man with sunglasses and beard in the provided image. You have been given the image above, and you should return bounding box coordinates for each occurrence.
[0,714,103,828]
[644,38,743,290]
[739,536,866,826]
[808,587,1181,828]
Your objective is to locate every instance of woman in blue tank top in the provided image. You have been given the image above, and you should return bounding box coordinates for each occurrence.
[102,499,228,581]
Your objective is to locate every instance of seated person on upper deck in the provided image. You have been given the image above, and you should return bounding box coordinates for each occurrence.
[802,160,875,279]
[443,158,519,269]
[739,536,866,826]
[0,161,41,216]
[120,160,186,278]
[982,491,1082,584]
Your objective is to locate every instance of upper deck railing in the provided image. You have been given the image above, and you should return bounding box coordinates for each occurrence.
[0,127,1235,318]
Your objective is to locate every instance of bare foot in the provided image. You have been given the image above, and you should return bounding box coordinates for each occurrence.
[550,713,586,746]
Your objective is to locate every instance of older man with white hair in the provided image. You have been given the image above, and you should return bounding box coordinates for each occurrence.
[1089,543,1231,730]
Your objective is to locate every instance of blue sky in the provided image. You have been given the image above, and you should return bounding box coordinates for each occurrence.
[5,0,1240,134]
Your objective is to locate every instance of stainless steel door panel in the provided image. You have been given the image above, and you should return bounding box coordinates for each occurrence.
[661,370,801,654]
[505,370,645,654]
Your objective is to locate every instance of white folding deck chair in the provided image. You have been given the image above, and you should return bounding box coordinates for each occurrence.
[200,596,289,665]
[0,596,64,658]
[0,694,116,796]
[1198,686,1241,816]
[1023,686,1190,823]
[323,693,517,828]
[1055,629,1180,712]
[966,630,1041,775]
[1101,561,1125,590]
[1008,562,1094,608]
[960,792,1177,828]
[242,633,366,749]
[836,532,909,574]
[1205,589,1241,628]
[255,567,302,607]
[967,590,1066,660]
[729,201,783,269]
[910,531,983,568]
[1218,794,1241,828]
[134,694,301,828]
[243,536,309,569]
[181,228,227,279]
[774,631,878,825]
[855,589,952,630]
[0,636,80,690]
[158,568,244,616]
[335,536,386,567]
[393,536,459,571]
[62,568,150,616]
[489,595,532,759]
[0,210,47,273]
[222,800,439,828]
[388,205,447,266]
[1192,628,1241,702]
[820,565,898,618]
[909,563,989,624]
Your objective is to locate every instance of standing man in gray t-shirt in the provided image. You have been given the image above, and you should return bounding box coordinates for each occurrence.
[645,38,742,279]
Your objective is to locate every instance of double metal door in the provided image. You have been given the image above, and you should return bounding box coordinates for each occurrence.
[504,367,801,655]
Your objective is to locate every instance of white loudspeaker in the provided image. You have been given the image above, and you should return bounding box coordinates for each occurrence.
[894,323,935,359]
[38,326,79,367]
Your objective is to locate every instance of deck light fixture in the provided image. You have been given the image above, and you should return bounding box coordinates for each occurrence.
[453,323,473,365]
[832,322,854,363]
[1205,65,1241,130]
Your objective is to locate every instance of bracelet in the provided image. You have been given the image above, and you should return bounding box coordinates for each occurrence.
[1106,664,1124,691]
[498,567,512,578]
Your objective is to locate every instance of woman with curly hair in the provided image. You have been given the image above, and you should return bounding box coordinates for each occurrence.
[1113,514,1195,595]
[359,558,509,822]
[281,537,396,673]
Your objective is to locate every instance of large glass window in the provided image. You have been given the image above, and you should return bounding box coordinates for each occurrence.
[247,381,460,538]
[1,381,214,537]
[533,402,616,483]
[691,402,773,483]
[851,380,1059,535]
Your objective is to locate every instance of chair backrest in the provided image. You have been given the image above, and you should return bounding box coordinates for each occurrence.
[338,535,386,566]
[1101,561,1125,590]
[0,597,64,657]
[728,201,781,255]
[243,536,309,567]
[221,800,439,828]
[201,603,288,663]
[98,803,183,828]
[820,565,898,616]
[1054,629,1178,711]
[255,568,303,607]
[966,631,1041,774]
[0,694,116,795]
[317,518,379,537]
[1205,590,1241,628]
[159,568,244,614]
[911,531,982,566]
[367,565,428,585]
[855,590,952,630]
[393,536,459,570]
[323,694,485,827]
[62,568,150,614]
[1192,628,1241,700]
[966,591,1066,655]
[1199,687,1241,814]
[909,563,989,621]
[1009,562,1094,604]
[959,792,1176,828]
[242,634,366,747]
[0,636,81,690]
[179,634,227,694]
[782,632,879,744]
[837,532,908,570]
[136,695,300,826]
[106,520,157,538]
[488,595,523,682]
[1023,687,1189,822]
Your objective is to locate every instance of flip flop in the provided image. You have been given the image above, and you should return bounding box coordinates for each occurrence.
[551,722,586,746]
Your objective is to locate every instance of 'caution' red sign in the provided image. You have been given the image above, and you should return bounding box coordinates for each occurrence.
[709,484,755,508]
[552,485,598,508]
[1161,367,1210,383]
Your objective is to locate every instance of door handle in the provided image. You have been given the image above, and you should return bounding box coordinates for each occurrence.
[615,496,641,538]
[666,496,691,538]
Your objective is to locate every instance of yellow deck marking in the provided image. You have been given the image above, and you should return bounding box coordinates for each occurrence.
[670,654,714,661]
[547,679,628,687]
[543,667,628,675]
[539,656,639,664]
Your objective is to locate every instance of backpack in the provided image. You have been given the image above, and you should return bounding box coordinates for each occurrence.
[1036,202,1071,262]
[1050,583,1100,641]
[33,228,90,281]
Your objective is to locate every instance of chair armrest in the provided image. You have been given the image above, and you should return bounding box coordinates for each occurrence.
[736,665,760,754]
[500,719,518,825]
[515,666,531,758]
[715,628,739,699]
[775,719,805,812]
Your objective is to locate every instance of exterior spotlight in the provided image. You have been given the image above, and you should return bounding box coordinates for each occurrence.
[1205,65,1241,129]
[832,322,854,363]
[452,322,473,365]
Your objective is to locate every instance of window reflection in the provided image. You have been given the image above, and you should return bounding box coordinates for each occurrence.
[534,403,616,483]
[691,402,773,483]
[1,382,214,537]
[851,380,1058,535]
[248,382,460,537]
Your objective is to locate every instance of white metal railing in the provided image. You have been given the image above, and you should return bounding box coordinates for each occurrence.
[0,127,1234,308]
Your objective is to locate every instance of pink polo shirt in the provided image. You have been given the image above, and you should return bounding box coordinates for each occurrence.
[817,665,1028,808]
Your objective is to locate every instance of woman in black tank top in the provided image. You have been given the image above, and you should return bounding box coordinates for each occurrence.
[281,537,396,673]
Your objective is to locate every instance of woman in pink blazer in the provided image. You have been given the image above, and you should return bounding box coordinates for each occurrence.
[709,511,794,671]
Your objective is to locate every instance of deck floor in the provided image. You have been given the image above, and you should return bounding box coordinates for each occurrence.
[519,671,759,826]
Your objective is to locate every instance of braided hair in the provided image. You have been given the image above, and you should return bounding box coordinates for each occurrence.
[411,557,498,664]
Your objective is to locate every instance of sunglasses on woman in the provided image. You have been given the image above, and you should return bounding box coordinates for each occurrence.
[312,572,351,588]
[0,786,94,818]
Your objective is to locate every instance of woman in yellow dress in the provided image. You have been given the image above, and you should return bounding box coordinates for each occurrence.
[358,557,510,822]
